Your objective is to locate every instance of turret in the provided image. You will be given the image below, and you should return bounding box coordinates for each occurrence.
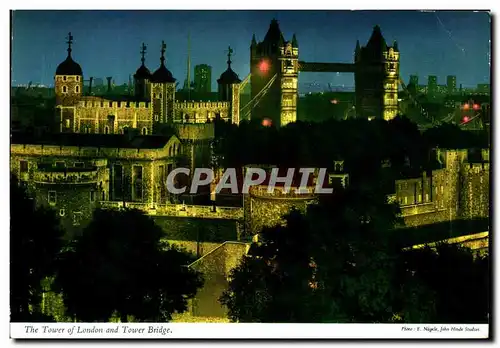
[217,46,241,124]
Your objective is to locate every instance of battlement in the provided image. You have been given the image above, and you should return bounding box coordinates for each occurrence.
[78,99,150,109]
[175,123,215,141]
[463,162,490,172]
[11,144,169,160]
[34,169,98,184]
[100,201,244,220]
[249,185,317,200]
[174,101,229,109]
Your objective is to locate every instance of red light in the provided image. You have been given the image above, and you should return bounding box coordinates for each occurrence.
[330,99,338,104]
[473,104,480,110]
[262,118,272,127]
[463,104,470,110]
[463,116,470,123]
[259,60,270,73]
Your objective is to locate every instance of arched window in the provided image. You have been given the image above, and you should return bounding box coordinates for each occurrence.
[85,126,91,134]
[75,85,80,93]
[62,86,67,93]
[159,93,163,98]
[142,127,148,135]
[122,126,129,135]
[63,76,67,81]
[76,76,80,82]
[104,126,109,134]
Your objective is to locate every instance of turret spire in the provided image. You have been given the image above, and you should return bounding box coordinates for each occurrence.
[66,32,73,57]
[140,43,147,66]
[226,45,233,69]
[292,33,298,48]
[160,40,166,66]
[251,34,257,46]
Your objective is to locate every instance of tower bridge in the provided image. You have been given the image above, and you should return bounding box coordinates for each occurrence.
[249,19,400,127]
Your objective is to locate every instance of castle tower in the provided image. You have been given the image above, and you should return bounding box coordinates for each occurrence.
[217,46,242,124]
[134,43,152,101]
[278,35,299,126]
[150,41,176,127]
[55,32,83,133]
[354,26,400,120]
[250,19,286,126]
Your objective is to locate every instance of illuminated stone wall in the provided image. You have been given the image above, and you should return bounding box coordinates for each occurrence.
[187,242,249,319]
[174,101,230,123]
[397,149,490,228]
[245,186,317,235]
[74,98,152,135]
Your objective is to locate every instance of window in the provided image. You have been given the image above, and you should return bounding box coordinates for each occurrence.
[153,93,156,98]
[62,86,67,93]
[155,114,159,121]
[65,119,71,128]
[85,126,91,134]
[113,164,123,200]
[418,194,422,203]
[159,93,163,98]
[76,76,80,82]
[59,209,65,216]
[90,190,95,202]
[75,85,80,93]
[425,194,429,202]
[142,127,148,135]
[404,196,408,205]
[73,212,83,226]
[74,162,84,168]
[19,160,28,173]
[63,76,67,81]
[104,126,110,134]
[55,161,65,169]
[48,191,57,205]
[441,186,444,194]
[133,166,143,201]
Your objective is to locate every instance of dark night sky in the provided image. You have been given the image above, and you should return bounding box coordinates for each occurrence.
[11,10,491,90]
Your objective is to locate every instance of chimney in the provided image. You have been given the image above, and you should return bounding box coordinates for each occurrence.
[106,77,112,93]
[89,77,93,95]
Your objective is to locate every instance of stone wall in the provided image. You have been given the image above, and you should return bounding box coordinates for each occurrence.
[75,99,152,134]
[174,101,230,123]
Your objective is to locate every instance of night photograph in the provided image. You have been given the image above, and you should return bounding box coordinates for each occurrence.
[8,9,491,339]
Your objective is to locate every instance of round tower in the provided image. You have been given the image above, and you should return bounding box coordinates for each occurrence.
[150,41,176,127]
[217,46,241,124]
[134,43,152,101]
[55,32,83,133]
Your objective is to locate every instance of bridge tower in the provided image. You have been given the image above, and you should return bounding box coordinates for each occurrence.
[278,35,299,126]
[250,19,297,128]
[355,25,400,120]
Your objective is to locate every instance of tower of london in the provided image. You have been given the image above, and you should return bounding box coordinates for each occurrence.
[55,33,242,135]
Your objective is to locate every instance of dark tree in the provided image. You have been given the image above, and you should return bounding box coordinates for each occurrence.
[221,187,436,323]
[54,208,203,322]
[10,175,65,321]
[402,244,489,323]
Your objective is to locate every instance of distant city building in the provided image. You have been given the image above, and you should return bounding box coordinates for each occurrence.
[447,75,457,94]
[427,75,438,95]
[194,64,212,93]
[476,83,490,95]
